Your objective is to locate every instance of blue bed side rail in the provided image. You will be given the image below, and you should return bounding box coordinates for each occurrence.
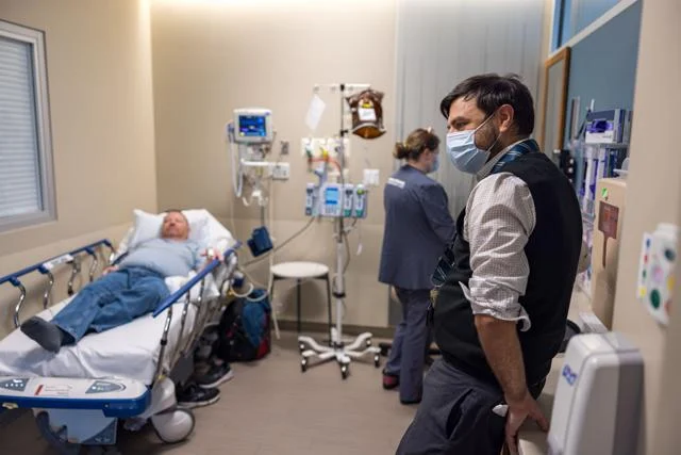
[152,241,242,318]
[0,239,114,287]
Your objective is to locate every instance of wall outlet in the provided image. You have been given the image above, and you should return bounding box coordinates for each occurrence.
[271,162,290,180]
[301,137,351,159]
[363,169,380,187]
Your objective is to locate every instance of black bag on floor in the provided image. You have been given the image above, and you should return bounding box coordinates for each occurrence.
[216,288,271,362]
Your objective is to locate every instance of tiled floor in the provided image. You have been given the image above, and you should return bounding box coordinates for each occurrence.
[0,332,415,454]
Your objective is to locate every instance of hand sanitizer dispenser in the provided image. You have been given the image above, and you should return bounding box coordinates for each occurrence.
[548,332,643,455]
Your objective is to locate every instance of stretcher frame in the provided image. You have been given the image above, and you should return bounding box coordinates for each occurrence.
[0,238,242,454]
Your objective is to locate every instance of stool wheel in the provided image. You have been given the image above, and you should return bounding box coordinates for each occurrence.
[340,364,349,380]
[301,359,308,373]
[299,343,306,353]
[374,354,381,368]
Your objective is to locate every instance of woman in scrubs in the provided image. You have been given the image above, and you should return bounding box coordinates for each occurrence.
[378,128,455,405]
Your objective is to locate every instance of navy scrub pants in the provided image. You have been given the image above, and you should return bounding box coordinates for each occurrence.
[385,288,431,403]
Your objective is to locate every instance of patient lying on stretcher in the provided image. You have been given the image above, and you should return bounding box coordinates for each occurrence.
[20,210,219,353]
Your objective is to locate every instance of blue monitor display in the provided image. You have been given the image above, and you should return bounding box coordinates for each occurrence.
[238,115,267,137]
[325,187,339,205]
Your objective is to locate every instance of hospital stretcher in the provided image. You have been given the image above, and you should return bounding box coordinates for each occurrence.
[0,220,242,454]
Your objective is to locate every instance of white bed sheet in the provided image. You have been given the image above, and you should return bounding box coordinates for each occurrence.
[0,297,197,386]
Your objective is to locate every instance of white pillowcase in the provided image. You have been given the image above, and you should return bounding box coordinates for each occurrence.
[118,209,235,259]
[126,209,209,251]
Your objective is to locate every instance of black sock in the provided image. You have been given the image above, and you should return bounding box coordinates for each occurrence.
[20,317,65,353]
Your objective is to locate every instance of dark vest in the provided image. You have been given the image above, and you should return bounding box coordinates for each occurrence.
[433,152,583,388]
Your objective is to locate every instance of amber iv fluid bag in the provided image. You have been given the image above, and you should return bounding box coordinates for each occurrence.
[346,89,386,140]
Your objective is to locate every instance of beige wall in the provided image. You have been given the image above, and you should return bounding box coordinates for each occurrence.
[150,0,397,327]
[0,0,157,337]
[611,0,680,452]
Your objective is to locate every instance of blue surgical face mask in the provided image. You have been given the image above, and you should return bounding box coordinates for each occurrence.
[429,155,440,174]
[446,114,498,174]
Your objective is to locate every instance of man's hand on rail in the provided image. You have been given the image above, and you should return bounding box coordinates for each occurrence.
[201,248,223,267]
[102,265,119,276]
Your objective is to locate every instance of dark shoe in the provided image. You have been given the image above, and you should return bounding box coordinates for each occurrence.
[177,383,220,409]
[20,317,65,353]
[400,398,422,406]
[382,370,399,390]
[195,362,234,389]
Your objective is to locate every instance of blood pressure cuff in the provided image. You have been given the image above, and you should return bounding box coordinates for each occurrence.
[346,89,386,140]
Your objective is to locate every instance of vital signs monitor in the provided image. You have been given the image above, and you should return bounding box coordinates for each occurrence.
[233,108,274,144]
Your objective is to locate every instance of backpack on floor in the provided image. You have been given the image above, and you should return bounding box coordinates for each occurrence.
[216,288,271,362]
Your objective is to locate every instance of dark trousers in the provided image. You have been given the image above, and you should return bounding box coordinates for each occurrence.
[385,288,431,403]
[397,358,546,455]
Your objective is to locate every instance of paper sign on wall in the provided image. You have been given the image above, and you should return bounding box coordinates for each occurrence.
[305,94,326,132]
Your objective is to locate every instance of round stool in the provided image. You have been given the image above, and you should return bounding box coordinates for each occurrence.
[269,261,332,339]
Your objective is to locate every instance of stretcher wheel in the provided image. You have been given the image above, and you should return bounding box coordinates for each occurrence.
[151,408,195,444]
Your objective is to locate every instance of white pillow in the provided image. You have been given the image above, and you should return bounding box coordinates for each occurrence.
[127,210,164,249]
[182,209,236,253]
[126,209,210,251]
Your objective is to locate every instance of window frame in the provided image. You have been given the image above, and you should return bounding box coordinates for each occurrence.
[0,20,56,232]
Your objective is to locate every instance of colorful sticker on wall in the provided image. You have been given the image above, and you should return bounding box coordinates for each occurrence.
[638,225,679,328]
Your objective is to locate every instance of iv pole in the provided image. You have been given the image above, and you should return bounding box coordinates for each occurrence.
[298,83,382,380]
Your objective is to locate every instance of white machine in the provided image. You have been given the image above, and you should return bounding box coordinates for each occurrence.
[298,83,381,380]
[233,108,274,144]
[548,332,644,455]
[227,107,289,208]
[312,182,368,219]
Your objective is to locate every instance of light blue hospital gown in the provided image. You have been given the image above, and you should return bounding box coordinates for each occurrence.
[51,238,203,343]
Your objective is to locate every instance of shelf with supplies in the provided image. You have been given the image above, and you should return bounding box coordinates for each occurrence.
[559,109,632,303]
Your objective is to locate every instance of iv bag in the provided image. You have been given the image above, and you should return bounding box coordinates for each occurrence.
[346,89,386,140]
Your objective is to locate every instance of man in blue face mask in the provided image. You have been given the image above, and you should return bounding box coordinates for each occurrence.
[397,74,583,455]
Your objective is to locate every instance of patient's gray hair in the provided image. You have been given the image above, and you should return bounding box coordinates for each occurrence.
[164,209,189,224]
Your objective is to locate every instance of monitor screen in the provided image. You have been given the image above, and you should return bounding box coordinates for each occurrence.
[238,115,268,137]
[324,187,339,205]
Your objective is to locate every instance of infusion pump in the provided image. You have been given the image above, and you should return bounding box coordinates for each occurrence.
[306,183,367,219]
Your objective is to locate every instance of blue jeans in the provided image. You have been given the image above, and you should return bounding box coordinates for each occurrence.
[52,267,169,343]
[385,288,431,403]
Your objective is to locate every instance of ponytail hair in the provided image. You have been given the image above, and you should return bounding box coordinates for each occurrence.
[393,128,440,161]
[394,142,411,160]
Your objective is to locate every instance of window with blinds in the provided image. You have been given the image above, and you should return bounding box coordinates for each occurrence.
[0,21,55,231]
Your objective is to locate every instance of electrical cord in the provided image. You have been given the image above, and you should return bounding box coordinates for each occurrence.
[343,231,351,273]
[230,283,255,298]
[242,216,317,268]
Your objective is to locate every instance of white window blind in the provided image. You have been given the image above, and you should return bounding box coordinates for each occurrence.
[0,21,55,231]
[0,35,43,217]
